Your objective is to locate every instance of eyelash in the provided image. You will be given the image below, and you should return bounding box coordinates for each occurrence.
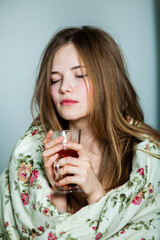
[76,74,87,78]
[50,74,87,85]
[50,79,60,85]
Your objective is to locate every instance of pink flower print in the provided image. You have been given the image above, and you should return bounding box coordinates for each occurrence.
[31,129,38,136]
[22,227,27,233]
[46,223,50,228]
[144,144,151,151]
[95,233,102,240]
[92,226,97,230]
[5,222,9,228]
[17,162,31,182]
[43,208,51,217]
[37,226,44,232]
[132,191,143,205]
[47,194,52,201]
[120,230,125,234]
[126,116,133,125]
[29,169,39,187]
[137,168,144,176]
[48,232,57,240]
[37,184,42,189]
[115,185,122,189]
[148,184,154,194]
[60,232,66,235]
[21,193,29,205]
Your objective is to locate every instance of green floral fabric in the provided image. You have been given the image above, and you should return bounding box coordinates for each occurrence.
[0,124,160,239]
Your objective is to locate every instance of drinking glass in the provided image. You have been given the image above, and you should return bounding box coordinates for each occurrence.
[53,129,81,194]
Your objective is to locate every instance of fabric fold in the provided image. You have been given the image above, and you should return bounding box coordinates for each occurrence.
[0,124,160,239]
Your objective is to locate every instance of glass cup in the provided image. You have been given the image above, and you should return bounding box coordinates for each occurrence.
[53,129,82,194]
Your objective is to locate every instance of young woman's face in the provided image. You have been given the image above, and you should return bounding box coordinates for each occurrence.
[50,43,91,123]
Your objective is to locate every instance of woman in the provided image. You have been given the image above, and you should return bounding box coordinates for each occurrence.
[0,26,160,239]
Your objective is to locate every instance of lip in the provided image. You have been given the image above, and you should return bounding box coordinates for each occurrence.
[60,99,78,106]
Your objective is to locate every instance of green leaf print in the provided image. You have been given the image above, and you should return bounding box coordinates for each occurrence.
[37,162,44,170]
[19,153,24,157]
[86,219,91,222]
[134,226,143,231]
[133,176,140,182]
[5,194,10,204]
[144,224,149,230]
[5,199,9,205]
[126,193,133,206]
[120,193,126,201]
[36,145,44,153]
[119,203,124,213]
[89,221,94,227]
[66,234,77,240]
[24,155,32,161]
[14,180,20,191]
[127,180,134,188]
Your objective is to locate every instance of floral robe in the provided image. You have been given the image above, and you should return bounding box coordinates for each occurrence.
[0,123,160,240]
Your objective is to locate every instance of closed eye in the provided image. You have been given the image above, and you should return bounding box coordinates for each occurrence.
[51,79,61,85]
[76,74,87,78]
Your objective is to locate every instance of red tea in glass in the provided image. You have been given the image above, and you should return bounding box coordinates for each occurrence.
[57,149,79,192]
[53,129,81,194]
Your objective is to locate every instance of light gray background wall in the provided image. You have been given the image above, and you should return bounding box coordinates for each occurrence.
[0,0,158,174]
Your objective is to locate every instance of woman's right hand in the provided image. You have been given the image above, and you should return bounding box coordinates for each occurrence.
[42,130,64,188]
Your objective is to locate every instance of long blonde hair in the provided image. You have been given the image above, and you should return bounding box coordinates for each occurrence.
[31,26,160,212]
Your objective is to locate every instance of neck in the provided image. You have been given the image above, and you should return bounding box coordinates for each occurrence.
[68,120,102,176]
[68,120,101,155]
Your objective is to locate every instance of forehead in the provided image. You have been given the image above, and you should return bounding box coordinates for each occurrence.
[52,43,83,69]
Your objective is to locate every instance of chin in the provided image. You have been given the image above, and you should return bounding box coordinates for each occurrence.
[62,116,80,121]
[60,113,86,121]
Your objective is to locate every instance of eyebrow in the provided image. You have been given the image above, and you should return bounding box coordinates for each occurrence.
[51,65,85,75]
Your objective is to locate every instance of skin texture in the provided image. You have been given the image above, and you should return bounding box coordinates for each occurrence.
[42,44,105,211]
[50,43,90,123]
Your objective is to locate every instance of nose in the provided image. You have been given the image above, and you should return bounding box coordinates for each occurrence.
[59,76,73,94]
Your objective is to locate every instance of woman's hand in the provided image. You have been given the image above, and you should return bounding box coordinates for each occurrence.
[55,141,106,204]
[42,130,64,188]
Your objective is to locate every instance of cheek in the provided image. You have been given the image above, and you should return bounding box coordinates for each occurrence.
[82,80,93,103]
[84,80,93,112]
[50,86,58,104]
[79,79,90,97]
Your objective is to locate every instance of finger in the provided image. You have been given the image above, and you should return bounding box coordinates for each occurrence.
[45,136,65,150]
[63,142,87,158]
[59,165,80,177]
[56,174,86,191]
[42,144,63,161]
[44,153,59,168]
[43,130,53,146]
[58,157,81,168]
[56,174,80,187]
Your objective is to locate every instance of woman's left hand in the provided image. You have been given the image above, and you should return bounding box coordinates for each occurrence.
[55,141,106,204]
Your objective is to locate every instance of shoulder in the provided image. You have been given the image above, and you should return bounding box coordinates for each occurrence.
[10,121,46,166]
[131,136,160,185]
[134,136,160,156]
